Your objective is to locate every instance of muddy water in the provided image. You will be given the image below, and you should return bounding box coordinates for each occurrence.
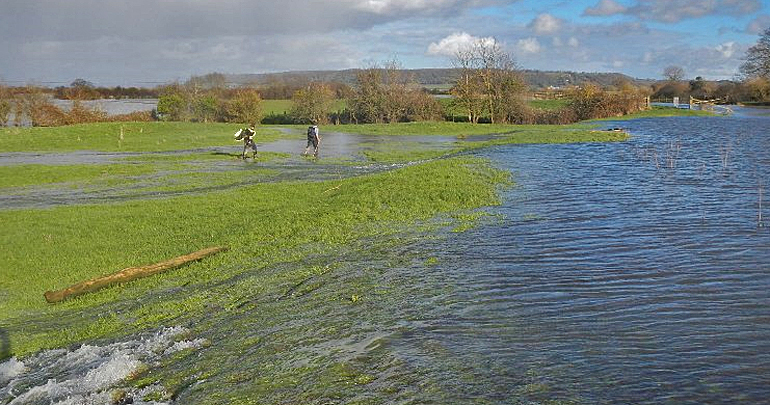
[3,110,770,404]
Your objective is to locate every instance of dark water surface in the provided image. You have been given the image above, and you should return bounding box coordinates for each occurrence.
[412,109,770,403]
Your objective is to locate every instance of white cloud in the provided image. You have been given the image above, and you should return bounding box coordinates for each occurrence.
[568,37,580,47]
[517,37,542,54]
[427,32,497,56]
[529,14,562,35]
[583,0,627,16]
[716,41,736,58]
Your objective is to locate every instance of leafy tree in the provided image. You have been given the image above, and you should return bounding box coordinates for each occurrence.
[663,65,685,82]
[193,94,220,123]
[156,93,186,121]
[741,27,770,80]
[291,82,335,124]
[226,88,263,126]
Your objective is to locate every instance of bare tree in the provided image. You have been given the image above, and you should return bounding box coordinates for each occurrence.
[350,65,386,123]
[451,48,486,123]
[0,84,10,126]
[741,27,770,81]
[663,65,685,82]
[451,40,526,124]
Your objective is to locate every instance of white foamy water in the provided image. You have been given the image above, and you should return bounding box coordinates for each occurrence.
[0,326,207,405]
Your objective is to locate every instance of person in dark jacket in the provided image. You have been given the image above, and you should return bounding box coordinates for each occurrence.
[302,125,320,157]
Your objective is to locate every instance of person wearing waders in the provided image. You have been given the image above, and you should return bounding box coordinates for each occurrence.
[302,125,320,158]
[234,125,258,159]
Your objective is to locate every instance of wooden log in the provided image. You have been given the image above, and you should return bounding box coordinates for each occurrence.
[44,246,229,303]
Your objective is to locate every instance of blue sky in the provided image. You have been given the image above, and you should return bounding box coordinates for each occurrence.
[1,0,769,87]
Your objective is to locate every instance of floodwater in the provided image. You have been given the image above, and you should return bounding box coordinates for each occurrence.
[51,99,158,116]
[2,108,770,404]
[0,129,468,210]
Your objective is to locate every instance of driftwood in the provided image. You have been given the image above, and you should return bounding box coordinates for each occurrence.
[44,246,229,303]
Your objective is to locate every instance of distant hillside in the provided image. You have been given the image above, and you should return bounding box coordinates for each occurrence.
[226,69,653,91]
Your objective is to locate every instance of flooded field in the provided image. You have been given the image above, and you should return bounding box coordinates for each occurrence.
[2,110,769,404]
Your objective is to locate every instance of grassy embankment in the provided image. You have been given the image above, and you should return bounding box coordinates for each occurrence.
[0,107,694,358]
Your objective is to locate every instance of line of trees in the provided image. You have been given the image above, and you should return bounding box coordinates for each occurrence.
[8,26,770,128]
[155,81,264,126]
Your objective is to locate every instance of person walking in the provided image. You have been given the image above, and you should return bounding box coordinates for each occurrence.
[303,125,320,158]
[234,125,258,159]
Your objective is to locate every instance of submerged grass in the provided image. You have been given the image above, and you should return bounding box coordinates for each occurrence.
[0,151,290,191]
[0,164,156,188]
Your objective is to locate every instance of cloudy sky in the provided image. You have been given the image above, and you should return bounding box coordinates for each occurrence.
[2,0,769,86]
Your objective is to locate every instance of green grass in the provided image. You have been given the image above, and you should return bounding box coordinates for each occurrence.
[0,156,509,356]
[262,100,294,116]
[0,122,284,152]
